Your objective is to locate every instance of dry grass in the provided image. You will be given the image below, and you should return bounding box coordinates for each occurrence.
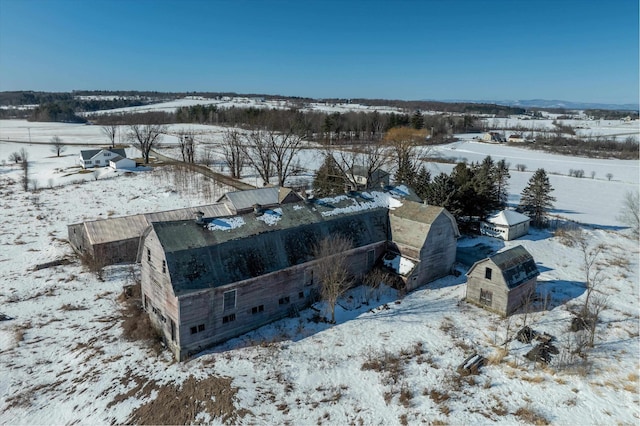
[399,382,413,408]
[60,303,88,311]
[514,405,550,425]
[118,284,164,354]
[487,347,509,365]
[522,375,545,384]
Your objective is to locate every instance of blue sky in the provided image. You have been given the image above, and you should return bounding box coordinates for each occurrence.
[0,0,638,104]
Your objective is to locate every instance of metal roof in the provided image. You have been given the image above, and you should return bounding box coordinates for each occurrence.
[485,210,530,226]
[218,187,281,212]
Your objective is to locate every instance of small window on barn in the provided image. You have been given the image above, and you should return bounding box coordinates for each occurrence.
[198,324,205,332]
[162,260,166,273]
[190,326,197,334]
[304,269,314,286]
[367,249,375,267]
[480,289,493,306]
[223,290,236,311]
[299,291,304,299]
[251,305,264,314]
[223,314,236,324]
[485,267,492,280]
[170,319,176,341]
[147,248,151,262]
[279,296,290,305]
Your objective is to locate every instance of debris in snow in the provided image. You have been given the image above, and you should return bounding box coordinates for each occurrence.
[207,216,245,231]
[256,208,282,226]
[458,353,485,375]
[516,326,538,343]
[525,342,559,364]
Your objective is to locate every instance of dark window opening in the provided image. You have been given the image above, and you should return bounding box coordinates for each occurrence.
[198,324,205,332]
[279,296,290,305]
[223,314,236,324]
[147,248,151,262]
[223,290,236,311]
[190,326,197,334]
[162,260,166,273]
[170,319,176,341]
[299,291,304,299]
[251,305,264,314]
[485,267,492,280]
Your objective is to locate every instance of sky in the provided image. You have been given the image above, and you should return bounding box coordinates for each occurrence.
[0,0,638,104]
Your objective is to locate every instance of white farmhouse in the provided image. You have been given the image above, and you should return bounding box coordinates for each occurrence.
[79,148,127,169]
[481,209,531,241]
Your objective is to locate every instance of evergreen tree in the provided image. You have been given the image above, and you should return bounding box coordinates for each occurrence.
[519,168,556,227]
[425,173,456,209]
[411,110,424,129]
[414,166,431,200]
[494,159,510,208]
[471,156,499,219]
[313,154,345,198]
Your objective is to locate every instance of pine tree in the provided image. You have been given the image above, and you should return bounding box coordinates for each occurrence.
[494,159,510,208]
[519,168,556,227]
[411,110,424,129]
[414,166,432,200]
[313,154,345,198]
[425,173,456,209]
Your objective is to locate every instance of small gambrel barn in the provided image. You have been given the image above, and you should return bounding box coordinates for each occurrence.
[465,245,539,316]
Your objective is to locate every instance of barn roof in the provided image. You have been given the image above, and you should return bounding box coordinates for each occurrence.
[218,187,282,212]
[485,210,530,226]
[154,202,390,295]
[79,203,230,245]
[482,245,539,289]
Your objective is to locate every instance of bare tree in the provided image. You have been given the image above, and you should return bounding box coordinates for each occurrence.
[313,234,353,324]
[177,130,196,163]
[587,294,609,347]
[617,190,639,237]
[328,140,390,190]
[8,152,22,164]
[221,129,246,178]
[50,135,66,157]
[606,173,613,181]
[127,124,166,164]
[242,130,274,185]
[101,124,118,148]
[383,127,429,184]
[20,148,29,192]
[577,235,604,313]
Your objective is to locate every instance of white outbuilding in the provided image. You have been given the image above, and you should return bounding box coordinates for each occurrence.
[481,209,531,241]
[109,155,136,169]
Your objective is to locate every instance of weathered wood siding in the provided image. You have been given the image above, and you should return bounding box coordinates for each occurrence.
[466,259,510,315]
[173,242,385,360]
[140,229,180,355]
[506,277,536,315]
[412,213,457,290]
[68,223,91,256]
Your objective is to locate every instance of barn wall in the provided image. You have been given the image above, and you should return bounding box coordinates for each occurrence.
[67,224,92,256]
[175,242,385,360]
[466,259,510,315]
[506,221,529,240]
[140,230,180,356]
[413,213,457,290]
[93,238,139,266]
[506,277,537,315]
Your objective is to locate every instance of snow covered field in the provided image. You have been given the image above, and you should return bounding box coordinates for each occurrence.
[0,115,638,425]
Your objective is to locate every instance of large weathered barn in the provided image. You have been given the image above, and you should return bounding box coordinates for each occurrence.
[139,194,460,360]
[465,245,540,316]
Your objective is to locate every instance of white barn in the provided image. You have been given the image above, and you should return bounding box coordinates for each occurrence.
[109,155,136,169]
[481,210,531,241]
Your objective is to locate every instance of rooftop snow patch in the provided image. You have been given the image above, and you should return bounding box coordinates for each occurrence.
[383,253,415,276]
[207,216,245,231]
[256,208,283,226]
[319,191,402,217]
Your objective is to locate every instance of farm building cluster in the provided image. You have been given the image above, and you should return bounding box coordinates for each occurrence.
[68,186,539,360]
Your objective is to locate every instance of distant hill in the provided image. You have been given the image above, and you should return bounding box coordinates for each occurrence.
[439,98,639,111]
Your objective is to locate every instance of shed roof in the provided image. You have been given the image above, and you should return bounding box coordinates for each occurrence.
[79,203,230,245]
[485,210,530,226]
[218,187,285,212]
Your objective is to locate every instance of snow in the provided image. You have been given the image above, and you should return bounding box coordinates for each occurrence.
[319,191,403,217]
[0,115,638,425]
[207,216,245,231]
[383,254,415,276]
[256,208,282,226]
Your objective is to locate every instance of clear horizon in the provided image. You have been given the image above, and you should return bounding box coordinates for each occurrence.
[0,0,638,105]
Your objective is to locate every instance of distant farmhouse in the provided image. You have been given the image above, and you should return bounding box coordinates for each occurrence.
[138,191,459,360]
[79,148,128,169]
[507,134,525,143]
[481,132,506,143]
[466,245,540,316]
[480,209,531,241]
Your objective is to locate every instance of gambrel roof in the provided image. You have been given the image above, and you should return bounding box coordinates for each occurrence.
[153,204,390,295]
[468,245,539,289]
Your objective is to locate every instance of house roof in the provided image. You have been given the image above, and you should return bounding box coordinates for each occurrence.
[351,165,389,178]
[468,245,539,289]
[80,148,126,161]
[485,210,530,226]
[153,203,390,295]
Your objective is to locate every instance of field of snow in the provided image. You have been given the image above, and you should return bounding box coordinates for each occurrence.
[0,116,638,424]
